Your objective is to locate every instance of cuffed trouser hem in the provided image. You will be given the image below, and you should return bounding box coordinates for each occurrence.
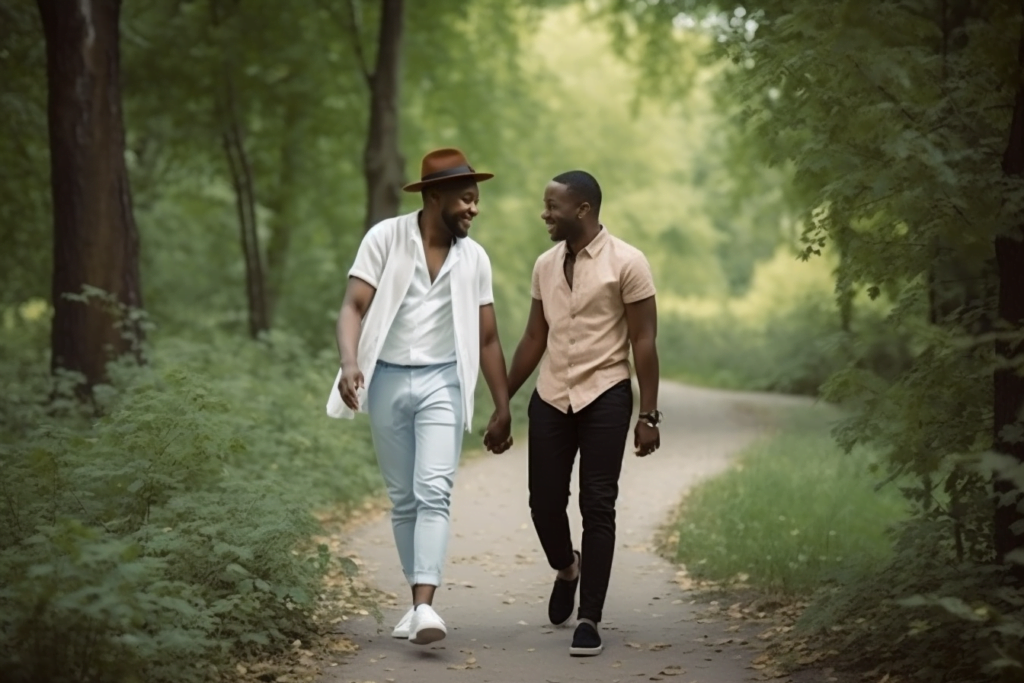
[409,572,442,586]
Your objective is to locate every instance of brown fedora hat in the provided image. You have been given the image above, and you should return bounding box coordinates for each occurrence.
[402,147,494,192]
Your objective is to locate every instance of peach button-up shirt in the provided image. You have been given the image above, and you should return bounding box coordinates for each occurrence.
[531,226,656,413]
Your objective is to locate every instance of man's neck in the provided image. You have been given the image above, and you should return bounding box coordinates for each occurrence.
[418,211,454,248]
[567,223,601,256]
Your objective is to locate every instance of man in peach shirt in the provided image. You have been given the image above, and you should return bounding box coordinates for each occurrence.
[504,170,661,656]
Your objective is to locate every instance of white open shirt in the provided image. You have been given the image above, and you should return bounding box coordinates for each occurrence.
[325,211,494,432]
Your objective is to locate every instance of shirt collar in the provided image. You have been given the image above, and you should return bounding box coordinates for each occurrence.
[408,211,462,262]
[564,224,609,259]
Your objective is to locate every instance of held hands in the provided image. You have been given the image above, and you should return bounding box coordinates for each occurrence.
[634,420,660,457]
[483,408,513,454]
[338,364,364,411]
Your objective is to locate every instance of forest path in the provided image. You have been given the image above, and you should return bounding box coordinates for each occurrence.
[320,380,813,683]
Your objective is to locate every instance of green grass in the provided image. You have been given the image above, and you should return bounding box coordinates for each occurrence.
[669,406,908,594]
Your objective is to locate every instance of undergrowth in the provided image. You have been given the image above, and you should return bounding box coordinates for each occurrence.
[0,321,381,683]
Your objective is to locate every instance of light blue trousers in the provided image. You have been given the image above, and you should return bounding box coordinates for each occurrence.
[367,360,464,586]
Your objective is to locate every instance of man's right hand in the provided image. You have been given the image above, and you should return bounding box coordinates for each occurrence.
[338,364,364,411]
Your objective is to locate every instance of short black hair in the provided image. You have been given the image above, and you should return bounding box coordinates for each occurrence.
[552,170,602,215]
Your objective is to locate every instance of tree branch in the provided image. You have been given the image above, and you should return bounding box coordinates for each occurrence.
[316,0,373,85]
[848,57,917,125]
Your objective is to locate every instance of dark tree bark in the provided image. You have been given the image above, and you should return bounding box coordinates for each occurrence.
[994,7,1024,569]
[210,0,269,339]
[360,0,405,232]
[220,80,269,339]
[37,0,144,390]
[265,101,301,325]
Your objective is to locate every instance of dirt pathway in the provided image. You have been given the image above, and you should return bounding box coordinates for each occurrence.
[321,381,812,683]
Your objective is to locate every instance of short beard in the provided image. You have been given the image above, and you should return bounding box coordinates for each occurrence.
[441,208,466,240]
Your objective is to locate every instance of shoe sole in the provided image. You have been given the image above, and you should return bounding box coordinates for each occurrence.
[569,644,603,656]
[410,626,446,645]
[391,630,409,639]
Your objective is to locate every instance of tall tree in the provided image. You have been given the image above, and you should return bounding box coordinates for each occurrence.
[994,5,1024,568]
[210,0,270,338]
[350,0,405,231]
[37,0,144,388]
[219,75,269,339]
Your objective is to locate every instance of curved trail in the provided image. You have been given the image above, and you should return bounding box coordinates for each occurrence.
[322,381,812,683]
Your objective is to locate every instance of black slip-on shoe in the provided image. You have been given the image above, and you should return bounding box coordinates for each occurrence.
[569,621,603,656]
[548,549,581,626]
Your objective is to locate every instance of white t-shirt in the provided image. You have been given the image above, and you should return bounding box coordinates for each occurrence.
[376,226,458,365]
[326,211,494,431]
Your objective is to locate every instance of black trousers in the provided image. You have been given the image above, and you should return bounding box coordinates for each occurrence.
[527,379,633,623]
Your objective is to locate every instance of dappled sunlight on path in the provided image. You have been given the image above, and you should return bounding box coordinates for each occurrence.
[319,381,812,683]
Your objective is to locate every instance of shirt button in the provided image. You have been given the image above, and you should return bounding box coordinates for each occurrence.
[571,313,576,319]
[570,339,575,345]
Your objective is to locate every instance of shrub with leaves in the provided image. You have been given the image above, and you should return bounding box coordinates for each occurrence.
[0,326,380,683]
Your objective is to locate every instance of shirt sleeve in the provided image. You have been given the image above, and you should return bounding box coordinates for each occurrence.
[530,257,543,301]
[347,225,387,288]
[621,250,656,304]
[477,247,494,306]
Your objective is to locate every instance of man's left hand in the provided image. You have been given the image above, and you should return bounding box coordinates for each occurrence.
[484,409,513,454]
[634,421,660,457]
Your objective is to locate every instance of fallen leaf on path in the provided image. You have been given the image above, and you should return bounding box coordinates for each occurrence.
[649,642,671,651]
[660,667,686,676]
[625,642,642,649]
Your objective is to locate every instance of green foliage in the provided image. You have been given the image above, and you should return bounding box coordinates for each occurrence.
[627,0,1024,679]
[798,518,1024,682]
[0,319,380,683]
[669,406,908,593]
[659,248,912,395]
[0,0,50,307]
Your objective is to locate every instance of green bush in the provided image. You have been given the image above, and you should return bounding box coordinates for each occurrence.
[0,322,380,683]
[658,248,913,396]
[669,406,908,593]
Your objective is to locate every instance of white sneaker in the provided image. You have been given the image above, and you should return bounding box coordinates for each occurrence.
[391,608,415,639]
[408,604,446,645]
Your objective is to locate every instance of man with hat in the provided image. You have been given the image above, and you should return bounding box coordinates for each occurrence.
[326,148,513,645]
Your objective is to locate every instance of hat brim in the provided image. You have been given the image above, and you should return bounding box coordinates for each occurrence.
[403,171,494,193]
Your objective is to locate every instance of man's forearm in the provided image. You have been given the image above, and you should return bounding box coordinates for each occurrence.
[508,338,545,400]
[337,305,362,368]
[633,338,660,413]
[480,339,510,414]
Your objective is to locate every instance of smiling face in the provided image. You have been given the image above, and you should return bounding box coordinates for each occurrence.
[541,180,586,243]
[426,180,480,240]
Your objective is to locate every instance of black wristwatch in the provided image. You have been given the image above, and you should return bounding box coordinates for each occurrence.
[638,410,663,428]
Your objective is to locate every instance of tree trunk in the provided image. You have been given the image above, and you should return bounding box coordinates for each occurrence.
[266,102,301,325]
[220,86,269,339]
[362,0,405,232]
[994,9,1024,568]
[37,0,144,390]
